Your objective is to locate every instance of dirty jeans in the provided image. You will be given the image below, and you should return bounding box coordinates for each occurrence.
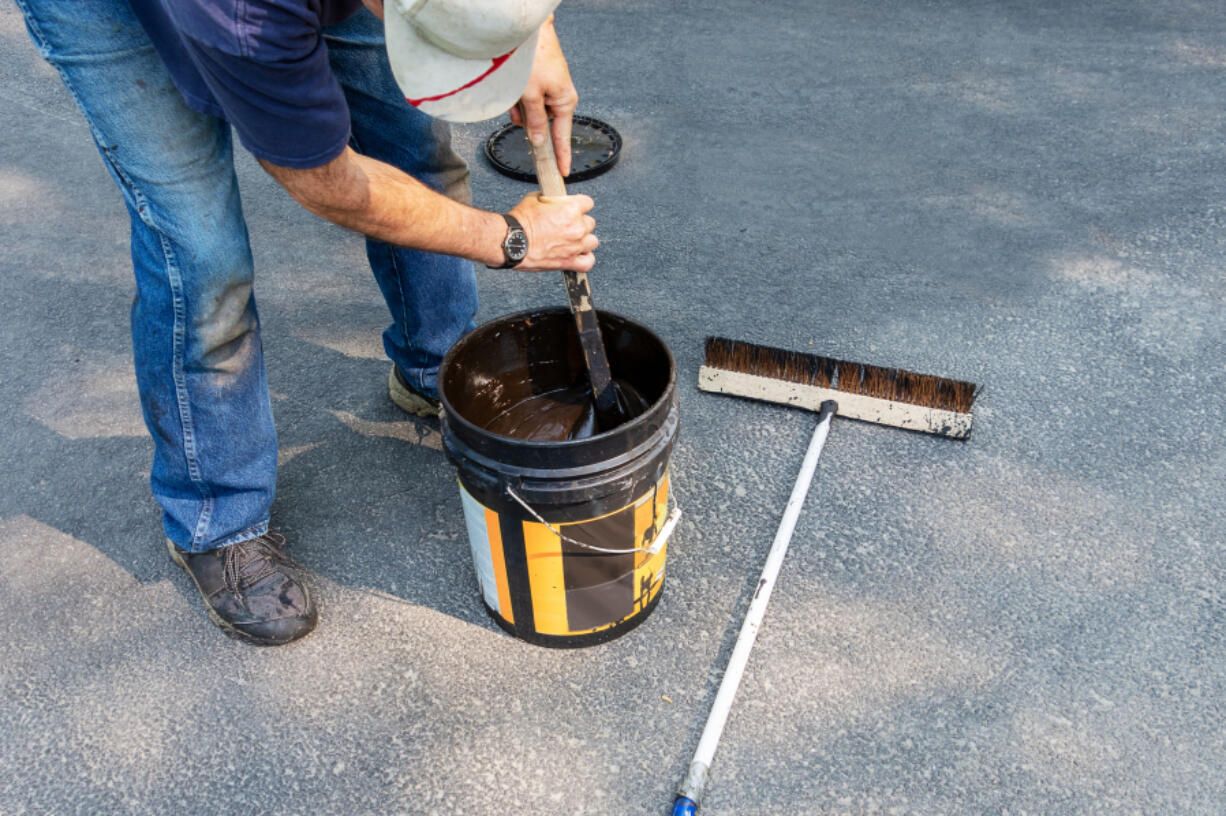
[16,0,479,552]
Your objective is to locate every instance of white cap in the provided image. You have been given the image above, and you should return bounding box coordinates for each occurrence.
[385,0,562,123]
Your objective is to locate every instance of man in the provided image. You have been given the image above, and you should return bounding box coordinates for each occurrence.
[15,0,596,645]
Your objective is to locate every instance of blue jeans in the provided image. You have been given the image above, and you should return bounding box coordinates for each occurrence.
[16,0,479,552]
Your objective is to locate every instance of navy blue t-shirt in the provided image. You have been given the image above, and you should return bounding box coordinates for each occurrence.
[131,0,364,168]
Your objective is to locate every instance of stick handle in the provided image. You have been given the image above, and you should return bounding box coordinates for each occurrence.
[527,123,568,198]
[672,401,838,813]
[521,107,619,426]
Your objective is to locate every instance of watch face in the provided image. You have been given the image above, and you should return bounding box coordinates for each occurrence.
[505,229,528,261]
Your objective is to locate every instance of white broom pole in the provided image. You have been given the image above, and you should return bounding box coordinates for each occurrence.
[671,400,837,815]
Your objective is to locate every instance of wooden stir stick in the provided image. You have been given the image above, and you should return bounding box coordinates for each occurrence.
[523,114,624,430]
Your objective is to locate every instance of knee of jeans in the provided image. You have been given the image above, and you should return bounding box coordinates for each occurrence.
[185,277,262,375]
[188,290,261,377]
[439,161,472,206]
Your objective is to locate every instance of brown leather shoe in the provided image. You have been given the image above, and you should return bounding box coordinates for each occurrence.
[168,532,317,646]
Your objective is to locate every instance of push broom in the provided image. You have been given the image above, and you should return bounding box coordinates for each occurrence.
[669,337,977,815]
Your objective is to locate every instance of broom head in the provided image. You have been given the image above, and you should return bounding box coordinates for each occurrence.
[699,337,977,439]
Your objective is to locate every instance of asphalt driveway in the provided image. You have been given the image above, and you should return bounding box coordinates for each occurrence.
[2,1,1224,813]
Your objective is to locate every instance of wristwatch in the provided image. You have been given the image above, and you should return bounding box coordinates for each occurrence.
[498,214,528,268]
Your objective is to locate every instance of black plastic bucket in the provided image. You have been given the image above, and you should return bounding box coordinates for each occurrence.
[439,307,679,647]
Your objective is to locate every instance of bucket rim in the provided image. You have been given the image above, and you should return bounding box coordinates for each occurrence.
[439,306,677,449]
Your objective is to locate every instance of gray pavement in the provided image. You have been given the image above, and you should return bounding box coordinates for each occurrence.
[3,1,1226,813]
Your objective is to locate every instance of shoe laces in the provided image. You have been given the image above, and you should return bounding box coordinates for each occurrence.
[222,531,297,603]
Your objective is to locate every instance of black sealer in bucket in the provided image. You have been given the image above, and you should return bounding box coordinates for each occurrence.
[439,307,679,647]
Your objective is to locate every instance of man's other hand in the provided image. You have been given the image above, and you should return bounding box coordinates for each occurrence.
[508,192,596,272]
[510,16,577,177]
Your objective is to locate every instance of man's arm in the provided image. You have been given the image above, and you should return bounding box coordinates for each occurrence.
[260,146,597,272]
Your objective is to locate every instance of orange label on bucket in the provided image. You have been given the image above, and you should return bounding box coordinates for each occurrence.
[460,473,671,638]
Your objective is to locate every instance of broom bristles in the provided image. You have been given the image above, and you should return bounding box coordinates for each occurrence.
[703,337,977,415]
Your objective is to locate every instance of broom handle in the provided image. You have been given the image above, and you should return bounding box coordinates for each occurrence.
[671,400,838,816]
[522,109,619,426]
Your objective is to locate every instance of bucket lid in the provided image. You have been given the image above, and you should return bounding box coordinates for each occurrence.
[484,115,622,183]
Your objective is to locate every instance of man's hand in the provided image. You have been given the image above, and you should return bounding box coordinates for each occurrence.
[508,192,597,272]
[509,16,577,177]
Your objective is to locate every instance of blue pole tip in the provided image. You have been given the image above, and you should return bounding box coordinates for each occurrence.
[670,796,698,816]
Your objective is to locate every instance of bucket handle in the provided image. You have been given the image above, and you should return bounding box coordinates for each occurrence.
[505,484,682,556]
